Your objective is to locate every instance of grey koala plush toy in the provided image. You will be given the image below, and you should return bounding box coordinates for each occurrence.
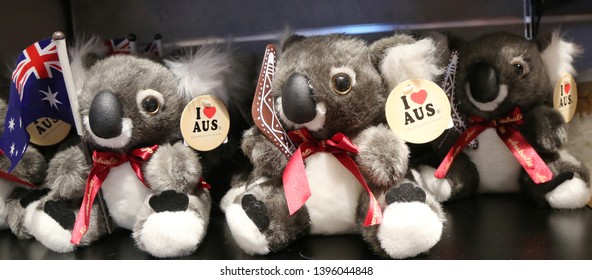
[423,32,591,209]
[24,38,253,258]
[222,34,446,259]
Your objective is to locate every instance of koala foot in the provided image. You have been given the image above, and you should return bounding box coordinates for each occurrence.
[136,210,205,258]
[134,191,205,258]
[27,201,75,253]
[378,185,442,259]
[545,176,590,209]
[225,200,270,255]
[149,190,189,212]
[414,166,452,202]
[220,183,246,213]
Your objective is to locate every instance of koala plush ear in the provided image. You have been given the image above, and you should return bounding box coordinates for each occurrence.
[281,34,306,52]
[69,36,108,91]
[166,45,233,104]
[537,30,583,88]
[370,34,445,91]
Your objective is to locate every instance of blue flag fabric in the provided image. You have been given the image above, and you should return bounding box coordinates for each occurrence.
[0,38,75,171]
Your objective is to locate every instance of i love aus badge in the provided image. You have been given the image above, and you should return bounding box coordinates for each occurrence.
[385,79,451,144]
[180,95,230,151]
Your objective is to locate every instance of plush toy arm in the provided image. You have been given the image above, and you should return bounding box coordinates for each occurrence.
[143,142,203,194]
[43,145,91,199]
[241,126,288,179]
[353,124,410,189]
[0,146,47,186]
[521,105,568,153]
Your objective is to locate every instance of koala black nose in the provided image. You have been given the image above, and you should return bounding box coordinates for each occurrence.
[282,73,317,124]
[468,62,499,103]
[88,90,124,139]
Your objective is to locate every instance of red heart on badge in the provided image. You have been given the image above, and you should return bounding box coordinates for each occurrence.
[410,90,428,105]
[564,82,571,94]
[204,107,216,119]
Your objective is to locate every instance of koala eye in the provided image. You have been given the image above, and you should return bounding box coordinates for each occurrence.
[136,89,165,116]
[331,73,352,95]
[141,96,160,114]
[512,62,528,78]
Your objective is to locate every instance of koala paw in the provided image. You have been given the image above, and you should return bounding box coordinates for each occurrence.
[545,176,590,209]
[386,183,427,204]
[354,125,410,187]
[149,190,189,213]
[144,142,202,193]
[225,200,270,255]
[377,199,442,259]
[43,200,76,230]
[136,211,205,258]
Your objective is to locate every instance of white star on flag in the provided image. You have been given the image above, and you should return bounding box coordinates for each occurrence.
[9,143,15,156]
[8,118,15,131]
[22,145,27,155]
[40,85,62,110]
[19,118,22,128]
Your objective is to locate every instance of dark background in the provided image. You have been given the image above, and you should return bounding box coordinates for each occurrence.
[1,0,592,260]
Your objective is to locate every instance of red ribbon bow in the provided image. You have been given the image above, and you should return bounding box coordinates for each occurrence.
[435,107,553,184]
[70,145,158,244]
[0,150,38,189]
[282,128,382,227]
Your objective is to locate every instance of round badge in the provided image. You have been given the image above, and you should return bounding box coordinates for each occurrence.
[553,73,577,123]
[25,118,71,146]
[385,79,451,144]
[180,95,230,151]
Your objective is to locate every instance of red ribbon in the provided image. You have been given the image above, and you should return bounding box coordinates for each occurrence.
[435,107,553,184]
[0,150,38,189]
[70,145,158,245]
[282,128,382,227]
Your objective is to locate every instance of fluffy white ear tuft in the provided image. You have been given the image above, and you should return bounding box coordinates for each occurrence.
[69,36,108,92]
[165,45,231,104]
[380,38,444,91]
[540,30,583,88]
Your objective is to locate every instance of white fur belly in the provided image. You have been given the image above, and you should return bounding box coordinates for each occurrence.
[304,152,363,235]
[465,128,521,192]
[101,164,151,229]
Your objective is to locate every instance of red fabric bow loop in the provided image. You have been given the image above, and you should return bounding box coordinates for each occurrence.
[435,107,553,184]
[283,128,382,227]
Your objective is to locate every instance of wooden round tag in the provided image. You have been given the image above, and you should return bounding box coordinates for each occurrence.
[385,79,451,144]
[25,118,71,146]
[553,73,577,123]
[180,95,230,151]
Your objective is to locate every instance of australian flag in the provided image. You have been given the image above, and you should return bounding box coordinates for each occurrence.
[105,38,133,55]
[0,38,75,171]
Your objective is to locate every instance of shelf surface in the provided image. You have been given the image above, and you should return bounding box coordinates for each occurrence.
[2,193,591,260]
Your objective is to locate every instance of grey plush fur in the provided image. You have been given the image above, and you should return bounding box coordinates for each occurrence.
[224,34,446,259]
[438,32,591,207]
[25,50,223,257]
[0,98,48,239]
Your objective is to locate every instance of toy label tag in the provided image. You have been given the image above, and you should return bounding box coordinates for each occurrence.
[25,118,71,146]
[180,95,230,151]
[553,73,577,123]
[386,79,451,144]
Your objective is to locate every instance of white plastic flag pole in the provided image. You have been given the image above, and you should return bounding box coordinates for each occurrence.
[52,31,83,136]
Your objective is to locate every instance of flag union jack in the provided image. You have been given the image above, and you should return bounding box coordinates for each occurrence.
[105,38,132,55]
[11,40,61,99]
[0,38,74,171]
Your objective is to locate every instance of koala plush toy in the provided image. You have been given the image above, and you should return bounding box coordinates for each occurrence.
[222,34,446,259]
[25,38,253,258]
[428,32,591,209]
